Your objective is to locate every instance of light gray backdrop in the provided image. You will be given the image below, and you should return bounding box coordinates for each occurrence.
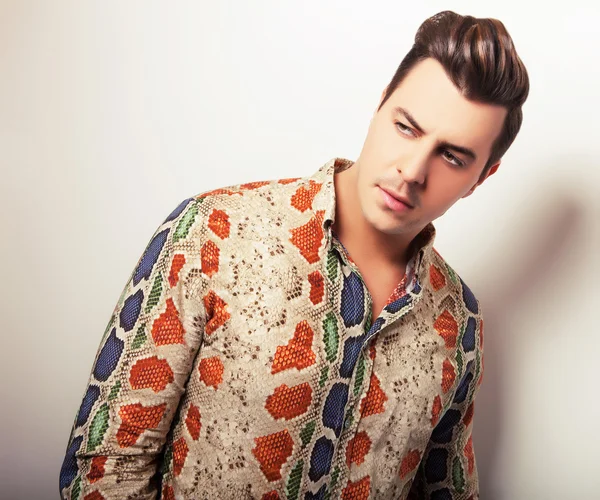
[2,1,599,498]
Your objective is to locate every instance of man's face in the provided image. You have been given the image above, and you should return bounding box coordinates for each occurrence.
[354,57,507,237]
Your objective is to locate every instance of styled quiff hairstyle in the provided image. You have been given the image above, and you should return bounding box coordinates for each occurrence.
[378,11,529,179]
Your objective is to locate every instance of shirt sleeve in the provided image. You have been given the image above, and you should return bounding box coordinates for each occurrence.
[59,197,209,500]
[408,318,484,500]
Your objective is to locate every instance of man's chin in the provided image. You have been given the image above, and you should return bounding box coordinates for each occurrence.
[366,214,407,235]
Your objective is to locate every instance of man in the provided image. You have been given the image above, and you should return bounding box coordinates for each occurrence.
[60,10,529,500]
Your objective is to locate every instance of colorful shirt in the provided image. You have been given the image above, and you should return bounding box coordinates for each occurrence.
[60,157,485,500]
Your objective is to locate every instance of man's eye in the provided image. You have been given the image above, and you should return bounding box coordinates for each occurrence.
[442,150,464,167]
[395,121,415,137]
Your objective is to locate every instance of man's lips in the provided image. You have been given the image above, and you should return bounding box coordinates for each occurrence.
[378,186,414,208]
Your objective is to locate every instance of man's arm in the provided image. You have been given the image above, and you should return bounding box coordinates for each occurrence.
[59,197,208,499]
[409,317,484,499]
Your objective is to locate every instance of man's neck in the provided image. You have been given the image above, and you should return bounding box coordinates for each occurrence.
[332,164,420,270]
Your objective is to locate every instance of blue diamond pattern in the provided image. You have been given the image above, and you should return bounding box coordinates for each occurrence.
[384,293,412,314]
[322,383,349,437]
[339,335,367,378]
[462,317,476,352]
[93,328,124,381]
[425,448,449,483]
[75,385,100,427]
[453,362,474,405]
[309,436,334,482]
[59,435,83,490]
[120,289,144,332]
[133,228,170,286]
[340,272,365,327]
[460,278,478,314]
[163,197,192,223]
[431,409,461,444]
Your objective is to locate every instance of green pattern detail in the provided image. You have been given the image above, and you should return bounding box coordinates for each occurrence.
[331,466,340,485]
[353,354,366,397]
[86,403,110,452]
[145,273,163,313]
[108,380,121,401]
[326,248,338,282]
[325,466,340,499]
[445,262,459,284]
[456,349,464,380]
[475,345,482,393]
[322,312,339,363]
[161,443,173,475]
[299,421,316,448]
[173,201,199,242]
[452,456,466,493]
[319,365,329,388]
[132,324,147,349]
[365,306,373,332]
[457,319,465,343]
[71,475,81,500]
[285,459,304,500]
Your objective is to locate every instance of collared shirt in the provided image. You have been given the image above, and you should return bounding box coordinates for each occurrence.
[60,158,484,500]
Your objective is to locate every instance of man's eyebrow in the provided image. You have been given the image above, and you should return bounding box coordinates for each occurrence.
[393,106,478,162]
[438,141,477,162]
[394,106,425,134]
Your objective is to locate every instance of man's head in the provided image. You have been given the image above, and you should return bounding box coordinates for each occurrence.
[352,10,529,238]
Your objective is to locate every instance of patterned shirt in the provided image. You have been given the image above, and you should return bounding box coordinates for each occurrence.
[60,157,484,500]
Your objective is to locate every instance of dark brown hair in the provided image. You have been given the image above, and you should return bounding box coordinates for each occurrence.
[378,11,529,179]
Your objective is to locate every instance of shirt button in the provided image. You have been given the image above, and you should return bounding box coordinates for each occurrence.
[343,409,353,430]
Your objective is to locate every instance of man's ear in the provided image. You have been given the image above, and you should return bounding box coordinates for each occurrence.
[462,161,501,198]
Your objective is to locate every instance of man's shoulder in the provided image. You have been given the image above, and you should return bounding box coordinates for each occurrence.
[197,169,309,197]
[428,247,483,320]
[189,171,312,213]
[159,171,317,249]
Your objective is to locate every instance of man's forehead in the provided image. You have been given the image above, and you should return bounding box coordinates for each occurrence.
[387,59,506,146]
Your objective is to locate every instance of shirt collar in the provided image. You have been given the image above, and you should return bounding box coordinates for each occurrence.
[309,157,437,288]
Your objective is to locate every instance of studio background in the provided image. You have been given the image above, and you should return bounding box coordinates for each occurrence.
[1,1,598,499]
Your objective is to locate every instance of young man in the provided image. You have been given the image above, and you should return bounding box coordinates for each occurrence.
[60,10,529,500]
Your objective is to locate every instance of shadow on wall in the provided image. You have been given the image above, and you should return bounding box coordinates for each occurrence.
[473,174,586,500]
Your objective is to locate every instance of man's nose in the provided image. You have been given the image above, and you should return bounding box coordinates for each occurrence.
[396,145,430,186]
